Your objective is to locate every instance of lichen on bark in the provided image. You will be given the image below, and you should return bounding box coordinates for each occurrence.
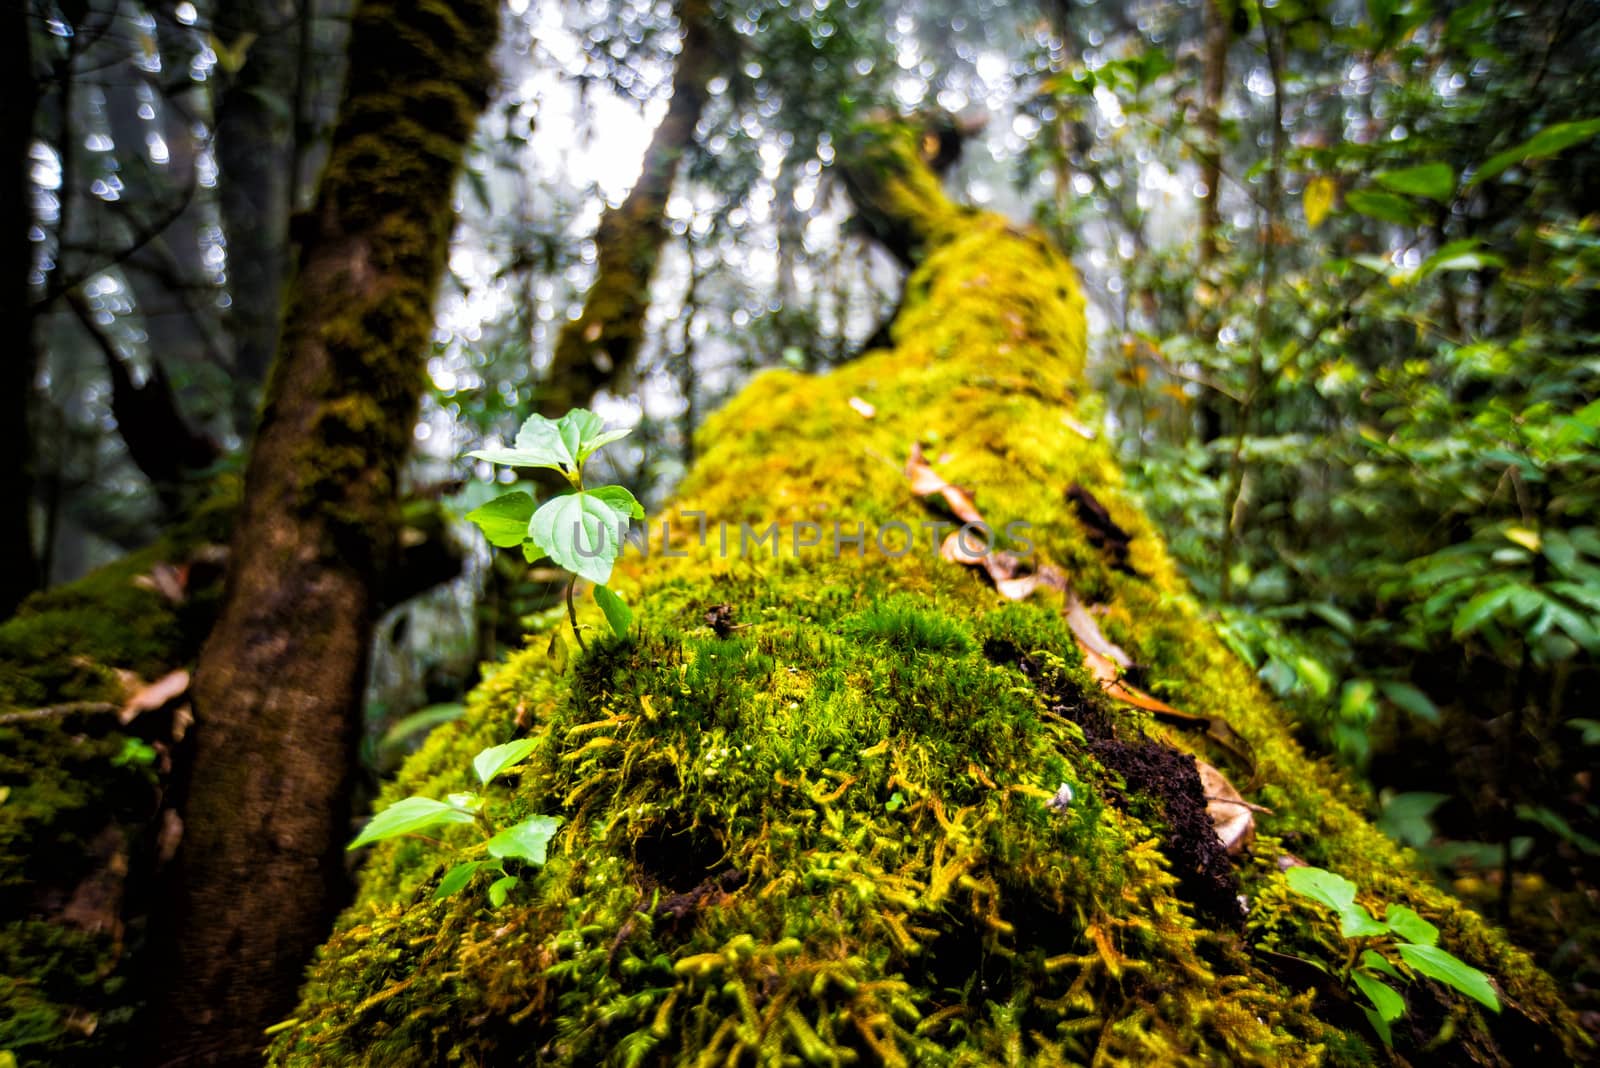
[268,121,1585,1067]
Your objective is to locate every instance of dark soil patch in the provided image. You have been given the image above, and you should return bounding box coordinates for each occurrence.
[1087,736,1243,926]
[984,639,1243,926]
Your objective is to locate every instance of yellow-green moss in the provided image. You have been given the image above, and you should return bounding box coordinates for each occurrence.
[269,122,1585,1066]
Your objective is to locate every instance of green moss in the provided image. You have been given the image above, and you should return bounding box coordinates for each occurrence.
[0,502,232,1065]
[270,123,1584,1066]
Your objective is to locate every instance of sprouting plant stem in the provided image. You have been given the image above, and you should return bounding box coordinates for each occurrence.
[566,574,587,653]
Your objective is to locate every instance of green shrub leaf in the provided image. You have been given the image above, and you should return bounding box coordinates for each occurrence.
[487,814,563,866]
[465,492,536,548]
[594,585,632,637]
[348,796,476,850]
[1395,942,1501,1011]
[1353,970,1407,1023]
[473,738,539,786]
[1374,162,1454,202]
[487,874,519,908]
[435,860,483,899]
[529,491,633,584]
[1384,905,1439,946]
[1284,866,1387,937]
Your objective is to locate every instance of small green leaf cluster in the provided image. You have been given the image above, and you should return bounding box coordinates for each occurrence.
[347,738,561,908]
[464,409,642,642]
[1283,866,1499,1047]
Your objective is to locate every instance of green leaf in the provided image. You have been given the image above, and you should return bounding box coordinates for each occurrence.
[588,484,645,519]
[1284,866,1387,938]
[529,491,634,585]
[1377,791,1448,848]
[380,703,466,750]
[1451,585,1515,639]
[1361,949,1404,981]
[1472,117,1600,185]
[594,585,632,638]
[466,492,536,548]
[1352,969,1407,1023]
[1361,1005,1394,1048]
[1395,942,1500,1011]
[348,796,476,850]
[1374,163,1454,202]
[1378,681,1439,723]
[487,874,519,908]
[473,738,539,786]
[435,860,483,899]
[1384,905,1439,946]
[487,814,563,866]
[1419,238,1503,276]
[466,445,564,473]
[1346,190,1422,227]
[576,427,632,464]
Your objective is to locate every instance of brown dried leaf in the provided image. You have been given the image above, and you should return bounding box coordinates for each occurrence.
[132,562,188,604]
[1063,591,1134,669]
[905,444,983,525]
[940,529,988,566]
[1198,760,1258,856]
[119,669,190,725]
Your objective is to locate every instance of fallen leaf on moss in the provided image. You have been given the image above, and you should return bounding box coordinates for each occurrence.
[120,669,190,725]
[906,445,1260,776]
[906,443,983,525]
[1199,760,1261,855]
[133,562,189,604]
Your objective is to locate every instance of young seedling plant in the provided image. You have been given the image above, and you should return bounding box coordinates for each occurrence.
[464,408,642,651]
[1283,865,1500,1047]
[347,738,561,908]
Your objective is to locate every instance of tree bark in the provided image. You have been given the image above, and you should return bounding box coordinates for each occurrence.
[265,120,1585,1067]
[1196,0,1230,276]
[2,2,41,619]
[151,1,499,1063]
[537,0,716,417]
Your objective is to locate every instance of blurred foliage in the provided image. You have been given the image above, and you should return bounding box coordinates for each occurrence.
[1004,0,1598,1012]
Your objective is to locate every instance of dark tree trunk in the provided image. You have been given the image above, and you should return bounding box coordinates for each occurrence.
[1196,0,1230,276]
[214,0,302,435]
[150,1,499,1063]
[2,1,41,619]
[538,0,717,417]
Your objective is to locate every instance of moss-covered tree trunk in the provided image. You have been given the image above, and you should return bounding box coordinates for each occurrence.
[269,122,1584,1067]
[2,4,40,620]
[149,2,499,1063]
[537,0,716,417]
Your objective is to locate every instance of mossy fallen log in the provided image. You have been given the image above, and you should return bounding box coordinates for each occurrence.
[269,123,1586,1067]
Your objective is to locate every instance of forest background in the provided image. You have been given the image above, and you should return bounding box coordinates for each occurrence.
[5,0,1599,1059]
